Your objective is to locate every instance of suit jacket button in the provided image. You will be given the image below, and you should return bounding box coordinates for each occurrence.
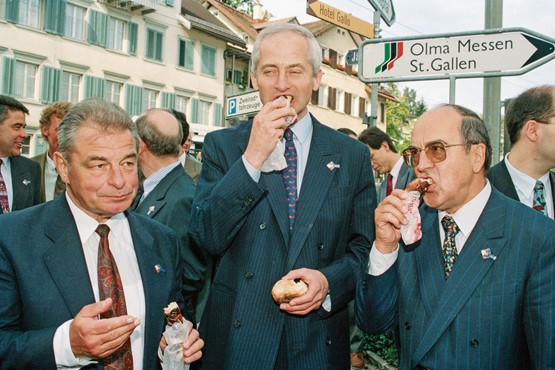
[247,195,254,202]
[317,243,324,250]
[326,338,332,345]
[404,322,411,330]
[245,271,253,279]
[259,223,266,230]
[470,339,479,348]
[233,320,241,328]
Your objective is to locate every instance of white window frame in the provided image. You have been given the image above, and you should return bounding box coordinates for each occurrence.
[105,80,123,105]
[60,71,81,103]
[64,2,86,40]
[107,16,126,51]
[19,0,40,28]
[14,61,38,99]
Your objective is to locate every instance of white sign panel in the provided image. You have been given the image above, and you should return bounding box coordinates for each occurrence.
[366,0,395,26]
[359,28,555,83]
[226,90,262,117]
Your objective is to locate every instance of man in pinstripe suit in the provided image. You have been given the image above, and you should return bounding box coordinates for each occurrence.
[356,104,555,369]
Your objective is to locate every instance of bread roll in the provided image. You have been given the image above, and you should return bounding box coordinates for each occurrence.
[271,278,308,304]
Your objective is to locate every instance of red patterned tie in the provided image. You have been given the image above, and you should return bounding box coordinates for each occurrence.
[0,159,10,214]
[386,174,393,196]
[282,129,298,230]
[96,224,134,369]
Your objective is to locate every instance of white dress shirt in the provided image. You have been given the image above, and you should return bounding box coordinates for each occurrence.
[44,153,59,202]
[53,194,146,369]
[388,157,404,189]
[140,161,181,204]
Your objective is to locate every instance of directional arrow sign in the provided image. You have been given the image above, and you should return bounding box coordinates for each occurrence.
[307,0,374,39]
[367,0,395,27]
[359,27,555,83]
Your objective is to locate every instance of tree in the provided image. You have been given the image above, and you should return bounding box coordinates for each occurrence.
[222,0,253,14]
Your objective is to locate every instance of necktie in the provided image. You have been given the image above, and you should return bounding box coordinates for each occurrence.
[441,216,460,279]
[532,180,548,216]
[282,129,298,230]
[53,174,65,198]
[386,174,393,196]
[0,159,10,214]
[96,224,134,369]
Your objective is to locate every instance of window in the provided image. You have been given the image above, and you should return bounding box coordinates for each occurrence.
[105,80,122,105]
[18,0,40,28]
[14,61,37,99]
[198,100,211,124]
[176,95,189,115]
[358,97,367,119]
[201,45,216,76]
[351,95,359,117]
[233,70,243,85]
[146,28,164,61]
[64,3,85,40]
[143,88,158,109]
[107,17,126,51]
[60,71,81,103]
[337,90,344,113]
[178,39,194,70]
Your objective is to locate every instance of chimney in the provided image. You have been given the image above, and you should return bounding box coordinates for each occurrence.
[253,1,263,23]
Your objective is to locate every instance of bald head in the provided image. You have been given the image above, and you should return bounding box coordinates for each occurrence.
[136,108,182,157]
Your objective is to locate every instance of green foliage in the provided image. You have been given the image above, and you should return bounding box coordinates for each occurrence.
[222,0,253,14]
[361,331,399,368]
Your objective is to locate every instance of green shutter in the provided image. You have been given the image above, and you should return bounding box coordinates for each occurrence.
[165,0,174,6]
[125,84,144,116]
[128,22,138,55]
[213,102,222,127]
[190,98,199,123]
[44,0,66,35]
[2,57,15,95]
[88,10,107,47]
[161,92,175,109]
[5,0,19,23]
[185,40,194,70]
[40,66,61,103]
[156,31,163,61]
[84,76,105,98]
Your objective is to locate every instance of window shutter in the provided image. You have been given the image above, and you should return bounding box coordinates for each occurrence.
[358,97,365,118]
[165,0,174,6]
[213,102,222,126]
[44,0,66,35]
[125,84,144,116]
[311,89,318,105]
[88,10,107,47]
[185,40,194,70]
[5,0,19,23]
[329,49,338,68]
[156,31,163,61]
[40,66,61,103]
[2,57,15,95]
[190,98,199,123]
[128,22,138,55]
[84,75,105,98]
[161,92,176,109]
[345,92,352,115]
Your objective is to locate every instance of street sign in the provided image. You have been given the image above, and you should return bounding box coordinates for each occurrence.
[366,0,395,27]
[226,90,262,117]
[346,49,359,65]
[307,0,374,39]
[359,27,555,83]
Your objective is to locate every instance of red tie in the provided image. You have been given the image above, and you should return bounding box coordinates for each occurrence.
[0,159,10,214]
[386,174,393,196]
[96,224,134,369]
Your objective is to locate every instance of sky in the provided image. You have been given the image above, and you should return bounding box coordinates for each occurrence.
[260,0,555,115]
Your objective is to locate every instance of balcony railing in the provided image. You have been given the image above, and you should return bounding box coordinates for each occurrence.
[102,0,159,15]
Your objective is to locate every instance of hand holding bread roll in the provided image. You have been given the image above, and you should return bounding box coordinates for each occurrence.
[271,278,308,304]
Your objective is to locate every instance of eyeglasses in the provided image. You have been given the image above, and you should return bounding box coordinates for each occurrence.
[402,140,467,168]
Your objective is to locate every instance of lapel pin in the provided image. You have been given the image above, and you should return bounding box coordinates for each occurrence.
[154,264,166,273]
[326,161,340,171]
[481,248,497,261]
[22,179,30,185]
[147,205,155,215]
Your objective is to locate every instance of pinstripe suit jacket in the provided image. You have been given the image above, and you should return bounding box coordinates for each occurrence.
[488,159,555,217]
[356,188,555,370]
[377,162,416,203]
[189,116,376,370]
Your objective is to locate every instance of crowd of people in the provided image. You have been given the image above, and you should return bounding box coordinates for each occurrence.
[0,23,553,370]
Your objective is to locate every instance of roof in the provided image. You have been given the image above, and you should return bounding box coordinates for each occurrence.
[201,0,259,40]
[180,0,246,48]
[303,20,334,37]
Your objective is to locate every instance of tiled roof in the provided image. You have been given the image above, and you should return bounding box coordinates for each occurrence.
[303,20,334,37]
[180,0,246,47]
[201,0,259,40]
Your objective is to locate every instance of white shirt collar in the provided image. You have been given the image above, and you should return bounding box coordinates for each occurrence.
[505,152,551,199]
[389,157,404,179]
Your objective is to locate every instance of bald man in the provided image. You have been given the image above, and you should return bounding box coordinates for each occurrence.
[134,109,206,322]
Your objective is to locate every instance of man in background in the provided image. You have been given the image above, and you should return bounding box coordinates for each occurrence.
[488,85,555,218]
[172,109,202,184]
[0,95,40,214]
[32,101,72,202]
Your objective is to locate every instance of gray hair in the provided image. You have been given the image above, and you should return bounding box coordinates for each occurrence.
[136,108,182,157]
[58,98,139,161]
[250,23,322,77]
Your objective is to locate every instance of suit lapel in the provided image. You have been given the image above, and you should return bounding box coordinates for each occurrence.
[493,160,519,200]
[10,157,31,210]
[411,192,509,366]
[43,197,96,317]
[136,166,184,218]
[260,171,290,244]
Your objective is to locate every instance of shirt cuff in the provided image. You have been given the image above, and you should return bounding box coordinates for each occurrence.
[53,319,95,368]
[242,155,261,183]
[368,242,399,276]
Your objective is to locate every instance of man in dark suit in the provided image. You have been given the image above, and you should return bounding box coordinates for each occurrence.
[356,104,555,369]
[0,95,41,214]
[31,101,72,203]
[488,85,555,219]
[0,98,203,369]
[172,109,202,184]
[358,126,416,203]
[189,23,376,369]
[134,108,206,323]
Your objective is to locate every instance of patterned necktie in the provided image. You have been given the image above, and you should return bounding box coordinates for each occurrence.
[96,224,134,369]
[386,174,393,196]
[532,180,548,216]
[53,174,65,198]
[441,216,460,279]
[0,159,10,214]
[282,129,298,230]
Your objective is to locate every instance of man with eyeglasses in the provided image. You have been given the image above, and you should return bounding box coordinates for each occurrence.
[488,85,555,219]
[356,104,555,369]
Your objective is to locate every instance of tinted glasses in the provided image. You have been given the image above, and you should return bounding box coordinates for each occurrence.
[402,140,467,168]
